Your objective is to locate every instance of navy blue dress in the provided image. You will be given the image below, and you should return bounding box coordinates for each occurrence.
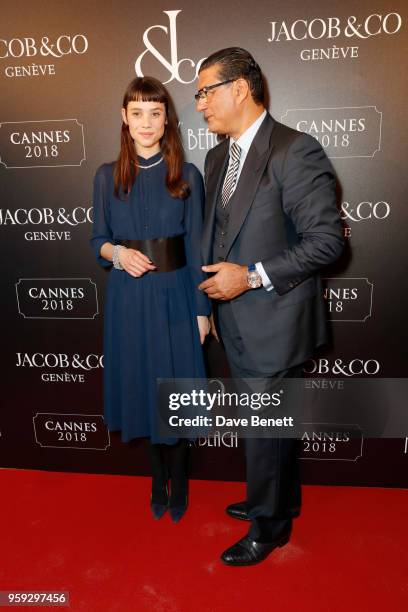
[91,152,210,443]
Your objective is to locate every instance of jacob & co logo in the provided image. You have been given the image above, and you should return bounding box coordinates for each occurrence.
[1,34,89,78]
[135,10,206,83]
[16,352,104,383]
[0,205,92,242]
[341,200,390,223]
[268,13,403,62]
[304,358,380,377]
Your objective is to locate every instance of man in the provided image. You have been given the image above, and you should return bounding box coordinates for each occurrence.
[196,48,344,566]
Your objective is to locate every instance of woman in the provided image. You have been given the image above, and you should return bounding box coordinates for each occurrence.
[91,76,210,523]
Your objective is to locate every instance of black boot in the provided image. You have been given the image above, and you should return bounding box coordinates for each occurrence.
[148,443,169,520]
[167,440,189,523]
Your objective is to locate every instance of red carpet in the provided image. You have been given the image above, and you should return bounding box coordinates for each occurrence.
[1,469,407,611]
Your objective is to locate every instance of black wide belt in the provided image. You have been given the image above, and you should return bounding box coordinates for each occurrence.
[116,235,186,272]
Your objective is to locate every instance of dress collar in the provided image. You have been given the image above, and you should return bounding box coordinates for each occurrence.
[137,150,163,167]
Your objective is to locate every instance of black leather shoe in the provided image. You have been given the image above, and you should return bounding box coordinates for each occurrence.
[150,500,168,520]
[221,533,290,566]
[169,503,187,523]
[226,501,250,521]
[150,482,169,520]
[169,479,188,523]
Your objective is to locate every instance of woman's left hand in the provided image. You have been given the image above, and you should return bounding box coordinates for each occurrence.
[197,316,211,345]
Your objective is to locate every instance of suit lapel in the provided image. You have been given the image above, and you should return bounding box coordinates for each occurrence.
[201,138,229,264]
[224,113,276,258]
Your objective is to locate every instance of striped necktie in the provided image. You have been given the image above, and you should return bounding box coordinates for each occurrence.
[221,142,241,208]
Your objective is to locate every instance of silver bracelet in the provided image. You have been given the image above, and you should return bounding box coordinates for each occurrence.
[112,244,125,270]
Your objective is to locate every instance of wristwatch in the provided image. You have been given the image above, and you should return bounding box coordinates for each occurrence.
[247,263,262,289]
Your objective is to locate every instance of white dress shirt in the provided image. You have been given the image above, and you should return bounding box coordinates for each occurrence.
[226,109,273,291]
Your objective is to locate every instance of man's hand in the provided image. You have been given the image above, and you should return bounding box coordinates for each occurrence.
[199,262,248,300]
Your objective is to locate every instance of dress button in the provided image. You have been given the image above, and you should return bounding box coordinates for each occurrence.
[218,256,225,261]
[221,231,227,236]
[219,243,224,248]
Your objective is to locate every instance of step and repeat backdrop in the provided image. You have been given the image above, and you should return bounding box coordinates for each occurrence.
[1,0,407,486]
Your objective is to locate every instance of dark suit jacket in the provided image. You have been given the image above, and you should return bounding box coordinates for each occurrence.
[201,113,344,374]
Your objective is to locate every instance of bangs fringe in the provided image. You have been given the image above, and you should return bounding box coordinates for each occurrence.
[126,79,166,105]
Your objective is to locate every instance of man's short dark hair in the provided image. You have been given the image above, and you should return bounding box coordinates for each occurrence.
[199,47,265,105]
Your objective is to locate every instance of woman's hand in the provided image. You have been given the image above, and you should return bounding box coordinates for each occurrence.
[208,313,219,342]
[119,247,156,277]
[197,316,211,345]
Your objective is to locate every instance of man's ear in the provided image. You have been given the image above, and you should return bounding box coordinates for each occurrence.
[121,108,128,125]
[235,78,250,103]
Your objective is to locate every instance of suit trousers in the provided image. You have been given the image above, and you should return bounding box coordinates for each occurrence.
[217,301,302,542]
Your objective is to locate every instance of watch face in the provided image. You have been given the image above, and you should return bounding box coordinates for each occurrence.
[247,271,262,288]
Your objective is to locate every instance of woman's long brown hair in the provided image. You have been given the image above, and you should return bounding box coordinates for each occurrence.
[114,76,190,200]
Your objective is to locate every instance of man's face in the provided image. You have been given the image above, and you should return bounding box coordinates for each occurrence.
[196,64,236,135]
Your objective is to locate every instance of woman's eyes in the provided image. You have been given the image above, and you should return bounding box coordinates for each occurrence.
[132,112,162,118]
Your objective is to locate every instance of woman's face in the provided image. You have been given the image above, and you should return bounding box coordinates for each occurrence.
[122,99,167,157]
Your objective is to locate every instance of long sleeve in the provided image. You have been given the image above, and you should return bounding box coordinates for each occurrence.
[261,133,344,295]
[90,164,113,268]
[183,164,211,316]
